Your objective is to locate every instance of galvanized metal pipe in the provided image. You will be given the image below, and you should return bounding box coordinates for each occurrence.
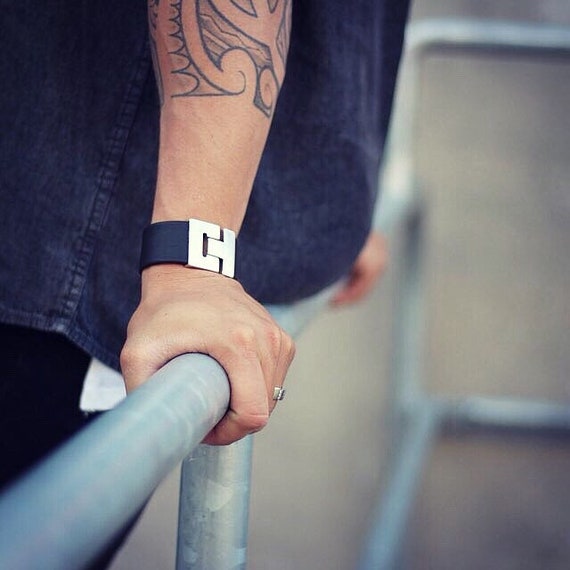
[439,396,570,435]
[358,404,440,570]
[407,18,570,54]
[176,438,253,570]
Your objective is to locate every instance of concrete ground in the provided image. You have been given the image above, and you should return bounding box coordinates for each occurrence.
[111,0,570,568]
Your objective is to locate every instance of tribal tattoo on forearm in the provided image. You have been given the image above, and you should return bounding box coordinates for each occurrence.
[148,0,291,116]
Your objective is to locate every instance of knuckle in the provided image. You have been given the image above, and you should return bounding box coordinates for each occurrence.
[119,346,142,391]
[286,335,296,359]
[230,325,257,352]
[239,412,269,433]
[119,342,139,371]
[264,324,283,354]
[280,331,295,358]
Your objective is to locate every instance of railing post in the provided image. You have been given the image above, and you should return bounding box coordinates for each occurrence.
[176,439,253,569]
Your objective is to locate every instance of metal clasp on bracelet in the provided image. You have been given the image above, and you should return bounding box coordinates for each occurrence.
[187,219,236,278]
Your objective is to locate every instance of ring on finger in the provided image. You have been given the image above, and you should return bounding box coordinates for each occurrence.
[272,386,286,401]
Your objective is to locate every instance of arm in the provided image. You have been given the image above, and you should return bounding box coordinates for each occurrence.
[121,0,294,445]
[148,0,290,228]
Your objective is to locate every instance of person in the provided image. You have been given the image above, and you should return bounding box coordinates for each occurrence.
[0,0,407,507]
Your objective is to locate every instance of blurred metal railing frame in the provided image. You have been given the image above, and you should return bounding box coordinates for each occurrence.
[359,18,570,570]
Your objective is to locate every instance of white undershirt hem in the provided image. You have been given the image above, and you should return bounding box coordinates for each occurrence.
[79,358,127,412]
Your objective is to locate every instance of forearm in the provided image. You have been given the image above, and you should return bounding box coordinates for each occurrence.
[148,0,291,232]
[122,2,295,446]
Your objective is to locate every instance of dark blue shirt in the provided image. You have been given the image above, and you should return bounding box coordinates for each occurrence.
[0,0,409,369]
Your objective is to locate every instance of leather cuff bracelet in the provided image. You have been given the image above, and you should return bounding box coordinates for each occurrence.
[140,219,236,278]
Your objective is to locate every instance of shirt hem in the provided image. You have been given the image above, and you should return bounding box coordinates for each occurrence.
[0,306,121,372]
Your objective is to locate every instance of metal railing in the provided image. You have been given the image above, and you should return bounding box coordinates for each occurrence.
[359,18,570,570]
[0,286,334,569]
[2,17,570,570]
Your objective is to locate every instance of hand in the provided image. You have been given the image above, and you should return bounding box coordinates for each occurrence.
[120,266,295,445]
[330,231,388,307]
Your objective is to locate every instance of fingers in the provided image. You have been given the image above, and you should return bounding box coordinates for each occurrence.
[268,327,296,414]
[331,231,388,306]
[202,351,268,445]
[203,321,295,445]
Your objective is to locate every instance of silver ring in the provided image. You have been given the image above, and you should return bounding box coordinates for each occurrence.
[272,386,286,401]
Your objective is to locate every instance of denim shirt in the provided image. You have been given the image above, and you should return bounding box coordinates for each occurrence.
[0,0,409,370]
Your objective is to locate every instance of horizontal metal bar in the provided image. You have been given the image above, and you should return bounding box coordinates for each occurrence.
[407,18,570,55]
[382,19,570,200]
[438,395,570,435]
[358,393,570,570]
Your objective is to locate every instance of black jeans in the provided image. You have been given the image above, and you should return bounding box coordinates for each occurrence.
[0,322,93,490]
[0,323,135,569]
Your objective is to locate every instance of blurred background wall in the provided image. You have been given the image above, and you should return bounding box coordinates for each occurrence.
[111,0,570,568]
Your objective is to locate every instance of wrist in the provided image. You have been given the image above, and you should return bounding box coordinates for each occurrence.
[140,263,229,297]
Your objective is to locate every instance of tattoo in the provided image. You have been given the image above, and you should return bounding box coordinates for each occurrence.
[148,0,291,116]
[275,1,290,65]
[229,0,257,17]
[148,0,165,106]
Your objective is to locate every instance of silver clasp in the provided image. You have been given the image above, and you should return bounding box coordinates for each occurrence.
[187,219,236,278]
